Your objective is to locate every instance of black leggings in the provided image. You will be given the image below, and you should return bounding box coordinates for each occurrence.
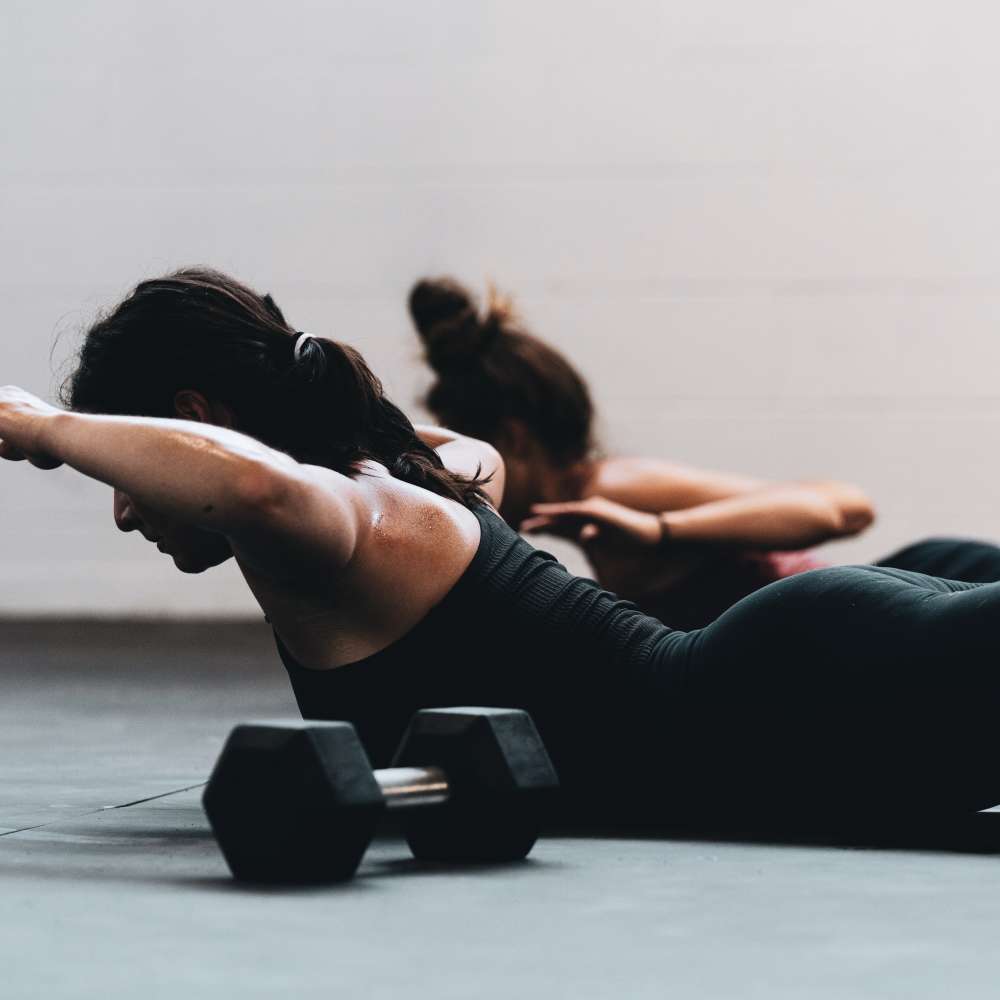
[876,536,1000,583]
[639,537,1000,823]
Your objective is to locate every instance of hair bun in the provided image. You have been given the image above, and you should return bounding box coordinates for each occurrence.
[408,277,496,373]
[408,278,474,335]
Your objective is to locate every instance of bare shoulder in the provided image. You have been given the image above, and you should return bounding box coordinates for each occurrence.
[335,474,484,650]
[227,459,371,580]
[353,473,482,577]
[281,460,481,567]
[258,470,484,670]
[587,456,766,512]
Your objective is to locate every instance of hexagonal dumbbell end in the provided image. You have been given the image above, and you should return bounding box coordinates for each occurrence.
[203,720,384,883]
[391,707,559,863]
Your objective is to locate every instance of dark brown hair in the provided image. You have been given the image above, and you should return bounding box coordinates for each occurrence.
[409,278,594,465]
[63,268,490,506]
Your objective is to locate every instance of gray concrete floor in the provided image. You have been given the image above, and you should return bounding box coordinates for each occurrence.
[3,620,1000,998]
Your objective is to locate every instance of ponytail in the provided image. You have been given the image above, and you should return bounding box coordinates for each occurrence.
[64,268,491,508]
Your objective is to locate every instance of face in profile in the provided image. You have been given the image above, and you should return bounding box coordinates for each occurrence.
[113,490,233,574]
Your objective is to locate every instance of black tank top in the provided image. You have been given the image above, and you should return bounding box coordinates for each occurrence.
[276,504,695,811]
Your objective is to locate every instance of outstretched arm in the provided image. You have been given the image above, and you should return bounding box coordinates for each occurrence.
[0,386,363,575]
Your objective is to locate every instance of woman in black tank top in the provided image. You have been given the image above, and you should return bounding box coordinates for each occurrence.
[5,267,1000,826]
[279,501,1000,824]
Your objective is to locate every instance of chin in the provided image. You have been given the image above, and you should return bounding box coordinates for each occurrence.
[172,556,211,574]
[171,552,228,574]
[164,536,233,574]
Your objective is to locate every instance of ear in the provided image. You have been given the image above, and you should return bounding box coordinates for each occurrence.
[173,390,236,428]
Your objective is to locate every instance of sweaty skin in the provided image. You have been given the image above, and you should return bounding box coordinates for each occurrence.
[0,385,499,671]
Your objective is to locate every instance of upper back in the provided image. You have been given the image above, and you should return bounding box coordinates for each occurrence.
[276,501,683,768]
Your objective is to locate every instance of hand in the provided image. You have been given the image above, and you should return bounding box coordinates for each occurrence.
[521,496,664,547]
[522,497,686,598]
[0,386,64,469]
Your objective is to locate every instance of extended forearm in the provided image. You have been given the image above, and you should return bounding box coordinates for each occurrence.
[41,411,289,528]
[660,486,849,549]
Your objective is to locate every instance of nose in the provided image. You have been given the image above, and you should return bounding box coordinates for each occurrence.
[113,491,141,534]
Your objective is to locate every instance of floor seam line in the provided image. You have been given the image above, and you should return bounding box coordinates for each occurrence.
[0,781,208,838]
[104,781,207,811]
[0,806,110,838]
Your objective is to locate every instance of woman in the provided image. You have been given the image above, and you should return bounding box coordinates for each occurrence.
[4,268,1000,827]
[409,277,1000,628]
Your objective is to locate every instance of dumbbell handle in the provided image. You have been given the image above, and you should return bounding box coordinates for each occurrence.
[374,766,450,809]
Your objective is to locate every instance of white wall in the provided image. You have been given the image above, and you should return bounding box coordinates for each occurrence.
[3,0,1000,615]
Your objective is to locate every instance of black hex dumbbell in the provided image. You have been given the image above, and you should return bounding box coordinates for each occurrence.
[202,707,559,883]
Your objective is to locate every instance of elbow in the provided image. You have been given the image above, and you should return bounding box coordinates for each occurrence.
[826,506,873,539]
[795,479,875,540]
[808,480,876,538]
[835,487,877,538]
[843,500,876,536]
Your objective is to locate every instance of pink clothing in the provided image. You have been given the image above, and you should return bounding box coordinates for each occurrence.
[747,550,831,582]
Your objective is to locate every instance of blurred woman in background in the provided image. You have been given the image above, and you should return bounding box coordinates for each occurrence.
[409,277,1000,628]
